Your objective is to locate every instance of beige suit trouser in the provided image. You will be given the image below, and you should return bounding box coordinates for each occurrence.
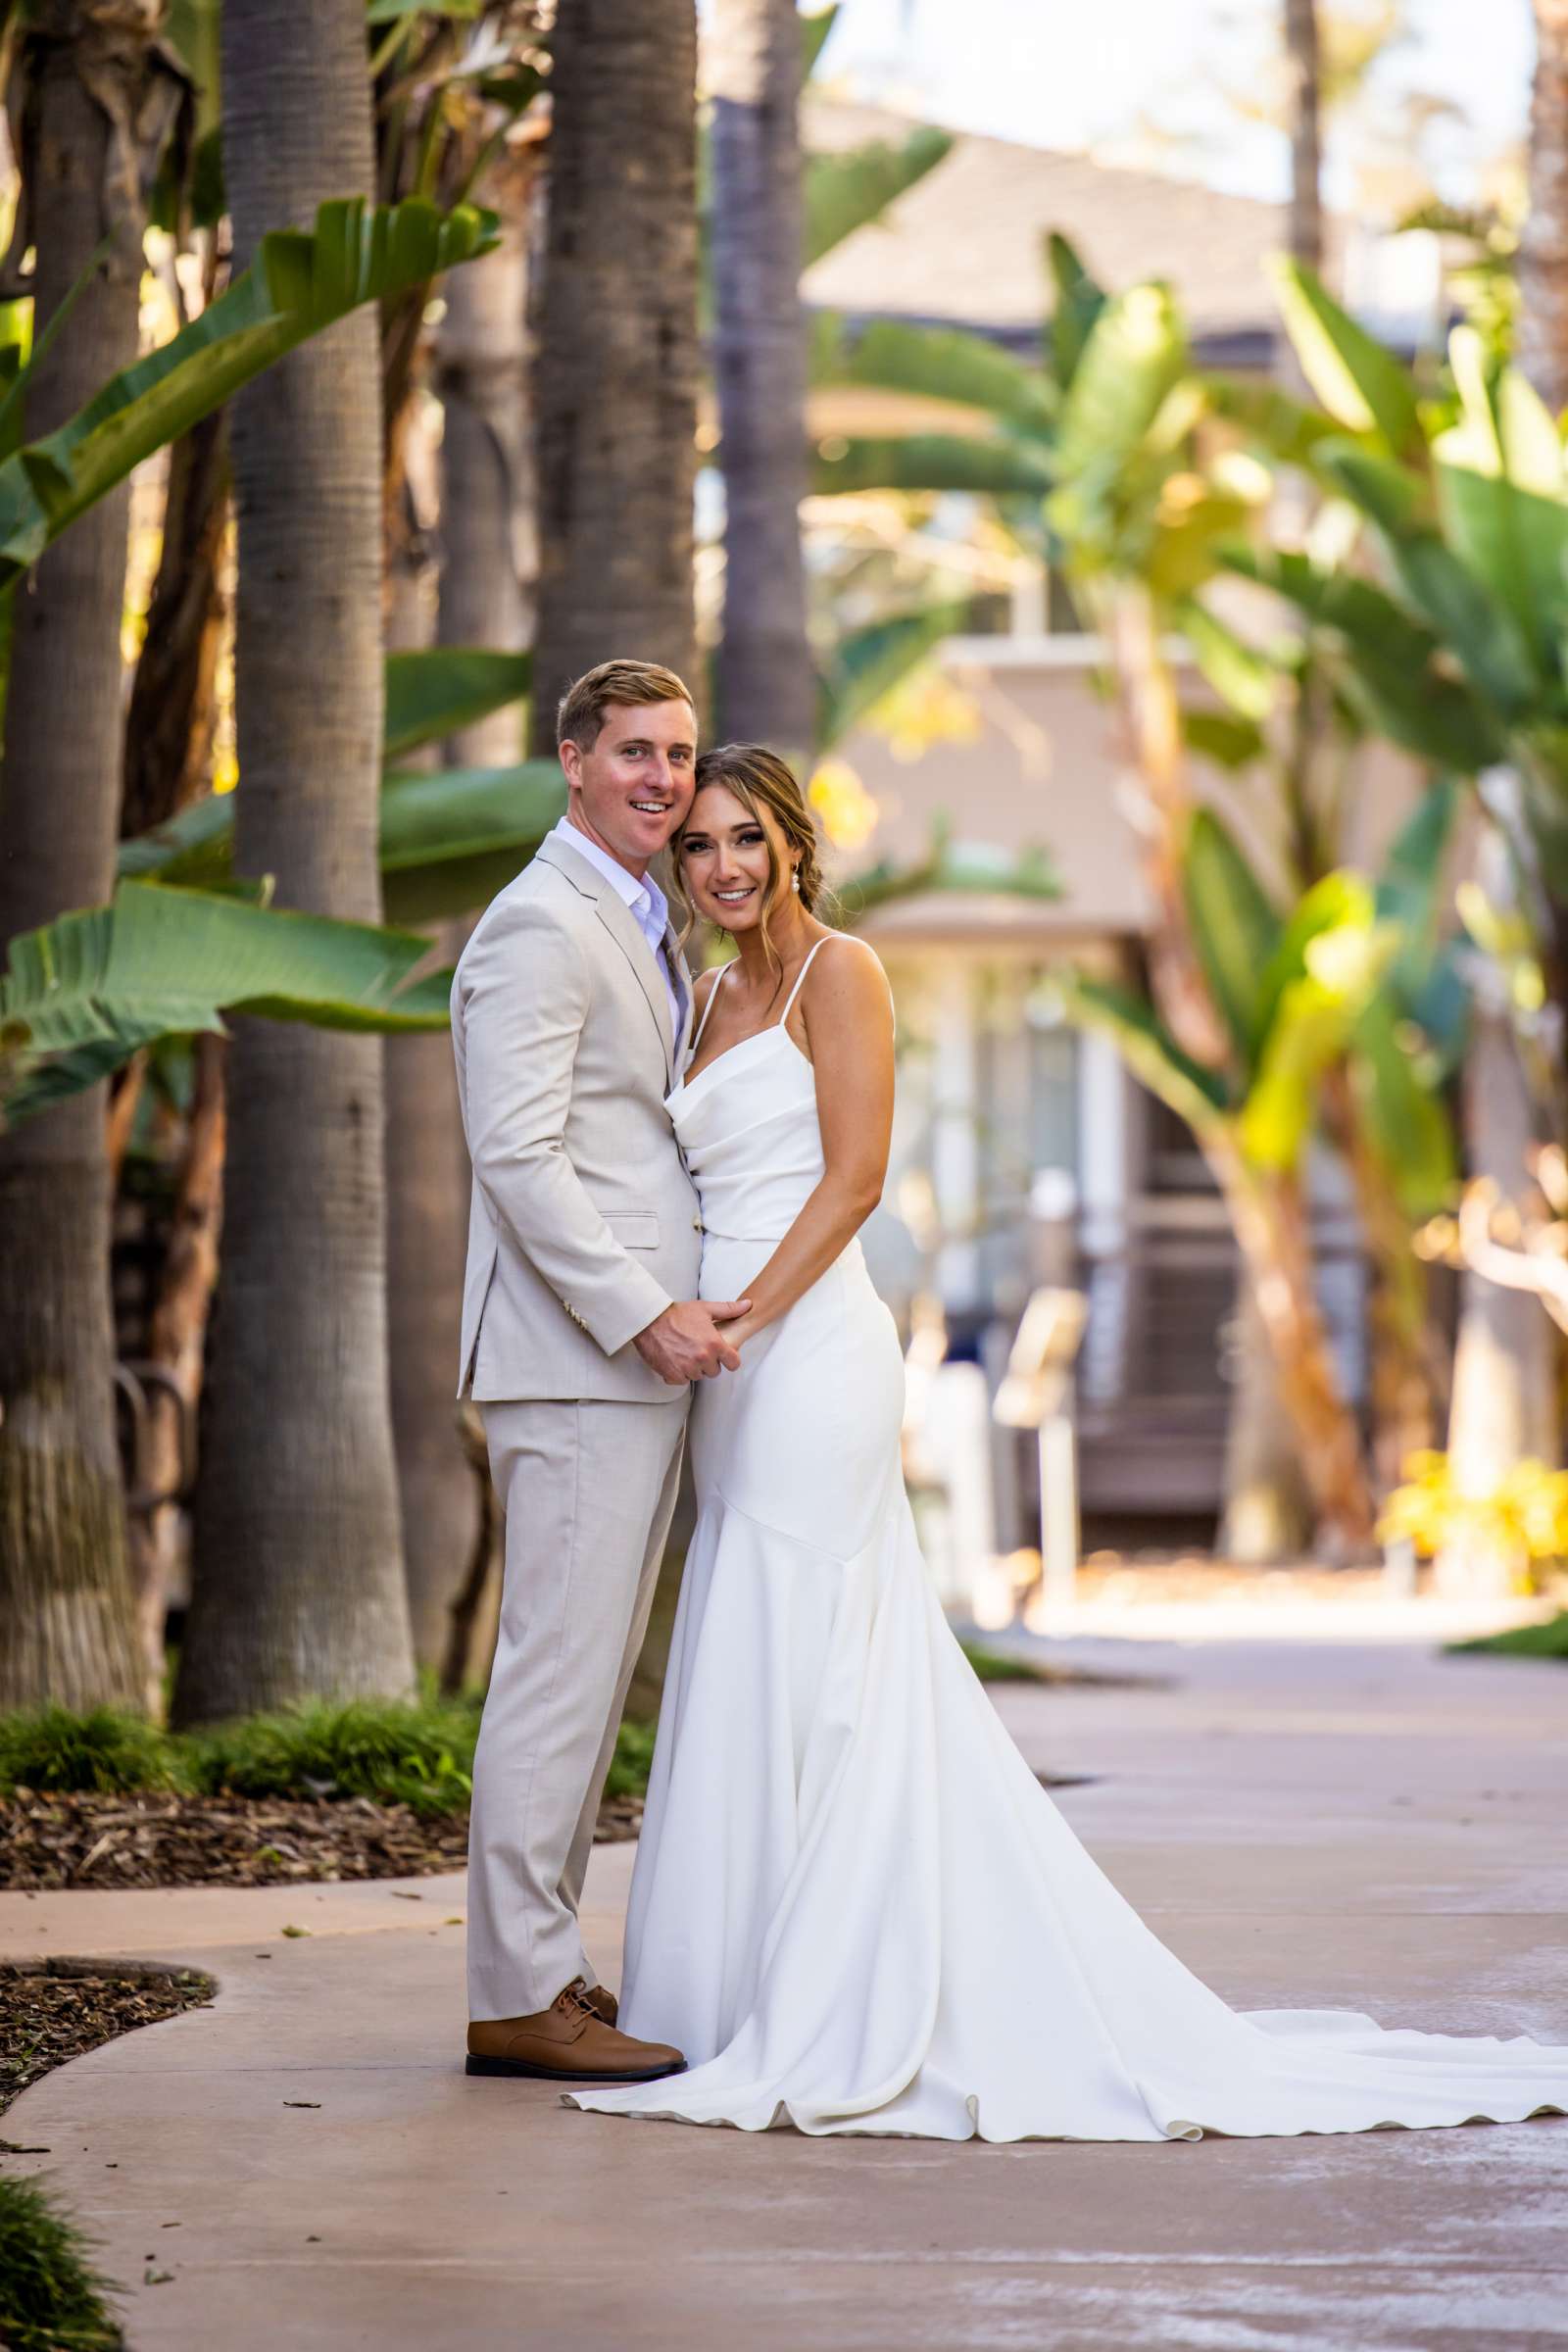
[466,1396,688,2022]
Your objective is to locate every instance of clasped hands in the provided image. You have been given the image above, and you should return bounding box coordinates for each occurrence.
[634,1297,755,1384]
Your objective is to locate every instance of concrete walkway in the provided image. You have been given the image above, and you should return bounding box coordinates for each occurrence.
[4,1633,1568,2351]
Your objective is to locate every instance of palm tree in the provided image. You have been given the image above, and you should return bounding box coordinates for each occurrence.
[526,0,701,743]
[0,4,184,1710]
[709,0,813,754]
[1520,1,1568,417]
[391,166,537,1675]
[174,0,416,1723]
[1283,0,1324,273]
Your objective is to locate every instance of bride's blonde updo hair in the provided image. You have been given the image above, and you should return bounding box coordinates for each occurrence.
[671,744,829,973]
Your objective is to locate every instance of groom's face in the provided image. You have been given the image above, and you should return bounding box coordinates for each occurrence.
[562,698,698,876]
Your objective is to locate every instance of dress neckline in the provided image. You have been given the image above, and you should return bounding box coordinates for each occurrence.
[675,938,833,1097]
[671,1020,810,1101]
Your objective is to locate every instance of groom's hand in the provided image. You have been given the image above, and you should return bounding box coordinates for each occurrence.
[633,1299,752,1383]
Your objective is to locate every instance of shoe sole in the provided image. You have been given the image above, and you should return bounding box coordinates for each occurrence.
[465,2054,687,2084]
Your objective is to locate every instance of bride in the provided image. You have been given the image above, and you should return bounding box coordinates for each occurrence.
[567,742,1568,2144]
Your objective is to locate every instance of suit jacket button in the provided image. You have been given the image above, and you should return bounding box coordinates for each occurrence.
[692,1215,702,1231]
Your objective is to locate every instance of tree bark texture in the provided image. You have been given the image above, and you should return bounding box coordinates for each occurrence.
[1217,1271,1315,1563]
[121,403,229,838]
[174,0,416,1724]
[0,11,168,1711]
[1438,1009,1560,1595]
[710,0,815,757]
[526,0,699,750]
[1520,1,1568,419]
[1212,1149,1377,1555]
[388,191,536,1675]
[1283,0,1323,273]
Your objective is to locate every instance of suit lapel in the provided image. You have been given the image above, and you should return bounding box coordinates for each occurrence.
[535,830,676,1084]
[594,888,675,1082]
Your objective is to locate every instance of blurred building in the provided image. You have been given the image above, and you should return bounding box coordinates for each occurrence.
[800,100,1433,1543]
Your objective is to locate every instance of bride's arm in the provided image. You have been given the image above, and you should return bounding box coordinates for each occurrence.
[725,940,895,1345]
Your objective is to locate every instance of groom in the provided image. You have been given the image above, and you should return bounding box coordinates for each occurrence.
[451,657,746,2083]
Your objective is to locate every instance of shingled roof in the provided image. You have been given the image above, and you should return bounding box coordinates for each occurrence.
[801,95,1288,364]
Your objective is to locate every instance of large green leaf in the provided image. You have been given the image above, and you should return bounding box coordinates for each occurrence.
[1045,232,1106,391]
[379,760,564,923]
[813,317,1056,435]
[1267,258,1423,461]
[120,759,565,921]
[804,125,953,268]
[1181,808,1282,1069]
[1175,598,1277,720]
[801,5,840,78]
[0,196,497,583]
[1433,452,1568,670]
[1198,369,1349,475]
[1053,973,1231,1133]
[1240,887,1397,1176]
[1223,543,1504,772]
[383,646,532,761]
[1052,281,1188,489]
[1179,707,1266,770]
[1253,869,1375,1051]
[1383,526,1542,713]
[2,880,453,1124]
[810,432,1054,498]
[815,601,972,753]
[1375,777,1459,977]
[1348,992,1458,1218]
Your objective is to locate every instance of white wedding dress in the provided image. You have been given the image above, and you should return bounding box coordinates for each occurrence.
[568,937,1568,2143]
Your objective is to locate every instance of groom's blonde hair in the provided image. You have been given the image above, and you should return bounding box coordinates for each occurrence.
[557,659,696,750]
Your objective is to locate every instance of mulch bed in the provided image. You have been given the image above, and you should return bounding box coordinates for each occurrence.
[0,1788,645,1895]
[1,1957,216,2122]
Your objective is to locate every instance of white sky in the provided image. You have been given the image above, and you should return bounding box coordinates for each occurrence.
[810,0,1534,208]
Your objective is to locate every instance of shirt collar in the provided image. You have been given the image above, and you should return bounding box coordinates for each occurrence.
[550,815,668,935]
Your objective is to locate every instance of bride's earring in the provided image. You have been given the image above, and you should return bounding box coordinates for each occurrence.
[791,866,801,894]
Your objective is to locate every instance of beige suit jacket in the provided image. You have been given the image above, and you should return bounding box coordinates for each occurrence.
[451,833,702,1404]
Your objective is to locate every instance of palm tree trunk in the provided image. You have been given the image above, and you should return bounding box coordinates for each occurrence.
[1218,1275,1314,1561]
[1521,2,1568,417]
[0,8,172,1712]
[1438,1008,1560,1595]
[389,185,536,1677]
[174,0,416,1725]
[1106,591,1376,1551]
[526,0,700,747]
[710,0,814,755]
[1212,1148,1377,1554]
[1283,0,1323,273]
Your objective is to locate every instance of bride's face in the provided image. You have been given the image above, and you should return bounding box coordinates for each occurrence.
[677,783,794,932]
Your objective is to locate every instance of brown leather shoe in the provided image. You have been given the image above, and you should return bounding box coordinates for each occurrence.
[582,1983,618,2028]
[466,1977,681,2083]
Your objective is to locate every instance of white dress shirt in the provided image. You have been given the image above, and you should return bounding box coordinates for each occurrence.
[548,815,684,1042]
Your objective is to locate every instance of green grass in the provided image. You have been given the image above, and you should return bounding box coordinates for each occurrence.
[0,2174,124,2352]
[606,1718,657,1798]
[0,1705,189,1798]
[186,1694,480,1817]
[0,1694,663,1811]
[959,1640,1051,1684]
[1446,1611,1568,1658]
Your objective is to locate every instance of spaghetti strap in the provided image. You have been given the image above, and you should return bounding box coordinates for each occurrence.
[690,961,733,1054]
[778,933,896,1036]
[778,935,833,1025]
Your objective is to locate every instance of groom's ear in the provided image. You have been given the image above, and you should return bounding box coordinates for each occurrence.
[559,736,582,790]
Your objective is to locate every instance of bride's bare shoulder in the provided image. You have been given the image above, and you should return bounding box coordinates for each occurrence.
[799,933,895,1036]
